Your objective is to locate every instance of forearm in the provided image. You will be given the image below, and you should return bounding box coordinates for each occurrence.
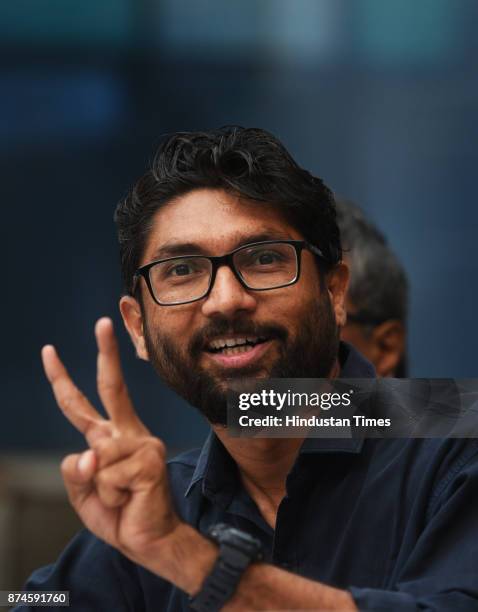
[224,563,357,611]
[142,523,356,611]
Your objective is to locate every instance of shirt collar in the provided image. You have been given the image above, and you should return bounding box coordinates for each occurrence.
[339,341,376,378]
[185,430,233,499]
[185,342,375,497]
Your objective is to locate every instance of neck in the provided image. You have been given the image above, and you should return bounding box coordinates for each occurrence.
[213,428,303,528]
[212,356,341,527]
[213,429,304,491]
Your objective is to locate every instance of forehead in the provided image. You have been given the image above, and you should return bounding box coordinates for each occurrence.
[142,188,303,263]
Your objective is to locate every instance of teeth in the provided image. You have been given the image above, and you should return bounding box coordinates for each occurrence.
[209,336,258,350]
[221,345,254,355]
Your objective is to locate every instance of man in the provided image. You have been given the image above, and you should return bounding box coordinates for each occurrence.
[337,198,408,377]
[18,128,478,611]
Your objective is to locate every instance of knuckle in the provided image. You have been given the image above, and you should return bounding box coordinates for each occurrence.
[96,469,113,488]
[93,436,115,457]
[138,446,156,465]
[138,446,166,480]
[98,488,119,508]
[86,420,112,445]
[61,393,78,412]
[149,437,167,459]
[93,437,109,454]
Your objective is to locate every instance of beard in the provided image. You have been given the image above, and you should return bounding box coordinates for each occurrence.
[143,292,339,426]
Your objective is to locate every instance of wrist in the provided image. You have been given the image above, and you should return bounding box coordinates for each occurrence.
[143,523,219,595]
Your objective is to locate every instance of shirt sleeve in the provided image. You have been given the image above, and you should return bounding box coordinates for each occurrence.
[11,530,145,612]
[349,447,478,611]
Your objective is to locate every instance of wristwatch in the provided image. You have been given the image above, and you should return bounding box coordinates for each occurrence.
[189,523,263,611]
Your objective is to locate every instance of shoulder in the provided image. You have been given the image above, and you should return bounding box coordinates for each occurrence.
[408,437,478,477]
[422,438,478,515]
[365,437,478,514]
[368,437,478,478]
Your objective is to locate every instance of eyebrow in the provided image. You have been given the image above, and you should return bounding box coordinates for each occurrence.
[148,229,295,261]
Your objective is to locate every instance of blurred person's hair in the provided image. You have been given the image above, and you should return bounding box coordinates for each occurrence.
[114,127,342,296]
[336,199,408,376]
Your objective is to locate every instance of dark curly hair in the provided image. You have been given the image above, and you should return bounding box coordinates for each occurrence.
[114,126,341,295]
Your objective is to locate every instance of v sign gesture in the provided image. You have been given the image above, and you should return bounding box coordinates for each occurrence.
[41,317,218,596]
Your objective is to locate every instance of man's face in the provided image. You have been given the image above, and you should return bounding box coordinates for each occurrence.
[120,189,348,424]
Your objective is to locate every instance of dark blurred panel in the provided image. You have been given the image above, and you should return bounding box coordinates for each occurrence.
[0,0,135,47]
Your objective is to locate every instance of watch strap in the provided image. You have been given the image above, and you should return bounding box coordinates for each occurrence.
[189,546,251,611]
[189,525,262,611]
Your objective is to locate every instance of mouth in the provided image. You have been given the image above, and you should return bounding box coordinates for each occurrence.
[203,335,273,369]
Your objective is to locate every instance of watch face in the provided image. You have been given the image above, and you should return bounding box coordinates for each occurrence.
[226,527,248,541]
[209,524,263,559]
[233,529,258,545]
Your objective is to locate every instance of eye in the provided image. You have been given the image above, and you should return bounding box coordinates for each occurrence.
[170,263,194,276]
[158,258,208,281]
[257,251,280,264]
[251,249,284,265]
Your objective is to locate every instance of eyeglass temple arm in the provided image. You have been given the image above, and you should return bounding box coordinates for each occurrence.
[131,272,140,296]
[306,242,327,261]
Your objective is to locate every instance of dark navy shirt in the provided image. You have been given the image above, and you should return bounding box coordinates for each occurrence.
[16,345,478,611]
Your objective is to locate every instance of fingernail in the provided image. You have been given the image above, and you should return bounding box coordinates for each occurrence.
[78,449,95,474]
[41,345,55,358]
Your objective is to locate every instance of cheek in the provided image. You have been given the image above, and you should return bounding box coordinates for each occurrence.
[265,286,319,336]
[146,305,199,350]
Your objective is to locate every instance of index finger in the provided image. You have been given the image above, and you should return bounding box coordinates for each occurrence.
[41,345,105,443]
[95,317,146,433]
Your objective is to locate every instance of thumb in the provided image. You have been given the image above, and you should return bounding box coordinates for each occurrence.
[61,449,97,505]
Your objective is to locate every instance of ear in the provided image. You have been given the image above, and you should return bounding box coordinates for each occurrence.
[119,296,149,361]
[326,262,349,327]
[371,320,405,377]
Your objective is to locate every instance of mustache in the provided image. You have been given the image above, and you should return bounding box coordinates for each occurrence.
[189,318,288,356]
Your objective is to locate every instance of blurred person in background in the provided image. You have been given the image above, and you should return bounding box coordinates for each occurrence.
[14,128,478,612]
[337,199,408,377]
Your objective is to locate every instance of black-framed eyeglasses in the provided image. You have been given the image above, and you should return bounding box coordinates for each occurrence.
[133,240,327,306]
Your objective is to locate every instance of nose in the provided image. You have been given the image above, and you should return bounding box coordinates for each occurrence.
[201,265,257,319]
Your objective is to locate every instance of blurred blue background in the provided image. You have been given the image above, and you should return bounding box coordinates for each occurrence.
[2,0,477,454]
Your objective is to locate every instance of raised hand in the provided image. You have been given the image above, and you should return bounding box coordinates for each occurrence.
[41,317,181,564]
